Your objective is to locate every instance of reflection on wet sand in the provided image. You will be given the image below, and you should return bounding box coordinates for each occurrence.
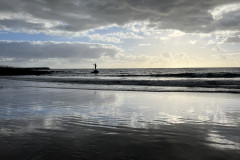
[0,86,240,159]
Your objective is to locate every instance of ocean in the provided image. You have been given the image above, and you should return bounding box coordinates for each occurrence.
[0,67,240,159]
[3,67,240,93]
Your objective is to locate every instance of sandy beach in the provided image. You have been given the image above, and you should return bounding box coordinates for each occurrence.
[0,79,240,160]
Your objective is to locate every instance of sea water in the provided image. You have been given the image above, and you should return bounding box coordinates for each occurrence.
[0,68,240,159]
[3,67,240,93]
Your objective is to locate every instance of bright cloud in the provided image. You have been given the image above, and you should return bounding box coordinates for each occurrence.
[209,3,240,20]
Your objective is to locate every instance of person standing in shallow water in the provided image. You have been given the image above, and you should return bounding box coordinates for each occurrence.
[91,63,99,73]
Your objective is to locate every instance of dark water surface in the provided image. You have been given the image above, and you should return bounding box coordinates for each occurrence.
[3,67,240,93]
[0,82,239,159]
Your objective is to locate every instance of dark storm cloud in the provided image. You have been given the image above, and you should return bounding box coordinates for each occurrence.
[0,0,240,34]
[214,9,240,31]
[0,19,45,31]
[0,41,119,59]
[225,35,240,43]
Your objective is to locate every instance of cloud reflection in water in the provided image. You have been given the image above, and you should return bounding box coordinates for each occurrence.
[0,85,240,157]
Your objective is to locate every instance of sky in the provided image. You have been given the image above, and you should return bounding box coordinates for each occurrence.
[0,0,240,68]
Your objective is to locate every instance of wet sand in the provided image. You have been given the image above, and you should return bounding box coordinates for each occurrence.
[0,84,240,159]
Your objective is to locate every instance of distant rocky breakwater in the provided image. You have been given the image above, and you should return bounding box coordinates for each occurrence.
[0,66,53,76]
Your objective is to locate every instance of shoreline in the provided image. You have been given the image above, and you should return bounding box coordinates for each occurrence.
[0,81,239,159]
[0,86,240,160]
[2,85,240,94]
[1,77,240,94]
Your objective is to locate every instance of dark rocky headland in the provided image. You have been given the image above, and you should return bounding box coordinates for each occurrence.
[0,66,53,76]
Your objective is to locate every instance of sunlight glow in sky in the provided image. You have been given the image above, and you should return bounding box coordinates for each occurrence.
[0,0,240,68]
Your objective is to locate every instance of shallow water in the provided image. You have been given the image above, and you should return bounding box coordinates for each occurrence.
[0,81,240,159]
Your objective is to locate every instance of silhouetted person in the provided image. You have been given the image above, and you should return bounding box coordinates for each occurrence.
[91,63,99,73]
[94,63,97,70]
